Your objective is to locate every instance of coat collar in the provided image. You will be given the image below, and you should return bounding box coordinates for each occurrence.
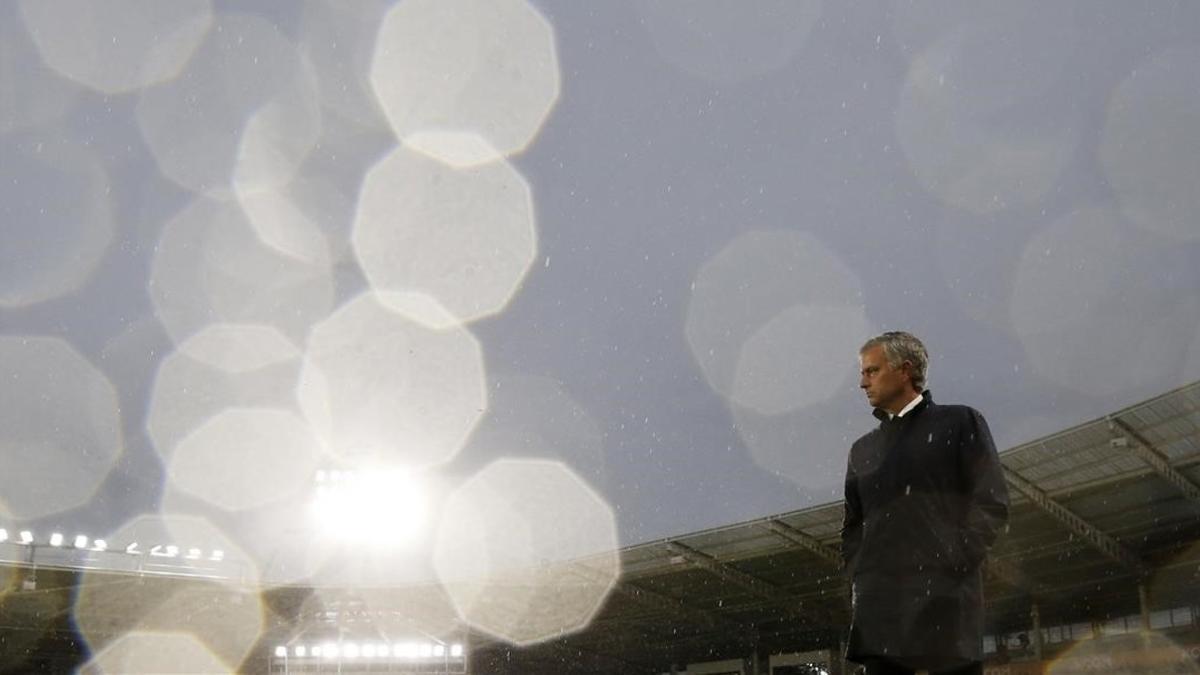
[872,390,933,423]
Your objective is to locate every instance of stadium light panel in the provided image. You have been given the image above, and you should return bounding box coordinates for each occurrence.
[322,643,338,659]
[295,646,307,657]
[450,644,463,657]
[19,531,33,544]
[419,643,432,658]
[0,529,7,543]
[434,644,445,657]
[344,643,359,658]
[74,535,88,548]
[362,644,376,658]
[311,466,427,548]
[274,646,286,658]
[50,533,64,546]
[92,539,107,551]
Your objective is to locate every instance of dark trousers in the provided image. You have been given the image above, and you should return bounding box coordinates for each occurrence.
[861,658,983,675]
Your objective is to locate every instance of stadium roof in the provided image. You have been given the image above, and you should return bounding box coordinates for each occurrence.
[3,382,1199,673]
[473,380,1200,673]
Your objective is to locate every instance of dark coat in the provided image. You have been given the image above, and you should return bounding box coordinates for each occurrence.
[841,391,1009,670]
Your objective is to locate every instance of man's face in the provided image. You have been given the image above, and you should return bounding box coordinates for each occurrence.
[859,344,912,411]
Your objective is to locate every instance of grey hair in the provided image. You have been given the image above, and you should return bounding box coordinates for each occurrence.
[860,331,929,391]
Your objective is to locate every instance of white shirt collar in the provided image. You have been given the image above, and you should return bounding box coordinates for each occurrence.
[890,393,923,419]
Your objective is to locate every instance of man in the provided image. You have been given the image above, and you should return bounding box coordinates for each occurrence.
[841,332,1009,675]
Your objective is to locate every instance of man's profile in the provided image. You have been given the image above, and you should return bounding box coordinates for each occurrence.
[841,331,1010,675]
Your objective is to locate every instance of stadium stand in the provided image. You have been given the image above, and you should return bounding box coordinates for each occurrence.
[3,381,1199,673]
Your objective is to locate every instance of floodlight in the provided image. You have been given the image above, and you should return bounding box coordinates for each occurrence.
[419,643,432,658]
[343,643,359,658]
[450,644,463,657]
[19,531,33,545]
[50,532,64,546]
[126,542,141,554]
[187,548,202,559]
[362,644,376,658]
[74,535,88,548]
[211,550,224,561]
[311,466,427,548]
[0,529,7,543]
[434,644,445,657]
[274,646,287,658]
[310,646,321,657]
[92,539,107,551]
[322,643,338,659]
[400,642,418,659]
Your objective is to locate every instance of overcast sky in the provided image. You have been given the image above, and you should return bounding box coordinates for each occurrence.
[2,0,1199,567]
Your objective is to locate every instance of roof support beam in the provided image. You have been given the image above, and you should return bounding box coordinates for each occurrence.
[662,541,832,626]
[563,559,737,632]
[1109,417,1200,502]
[611,581,738,631]
[1002,465,1146,574]
[663,541,784,601]
[758,518,842,569]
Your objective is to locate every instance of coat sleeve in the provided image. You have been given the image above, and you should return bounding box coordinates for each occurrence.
[959,408,1010,569]
[840,445,863,576]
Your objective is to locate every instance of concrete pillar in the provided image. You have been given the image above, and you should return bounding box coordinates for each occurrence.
[749,634,767,675]
[1031,602,1044,661]
[1138,582,1151,632]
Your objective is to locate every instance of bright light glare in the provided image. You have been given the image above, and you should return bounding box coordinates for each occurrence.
[49,533,63,546]
[295,646,306,657]
[311,468,426,547]
[274,646,286,658]
[451,644,463,657]
[352,145,538,329]
[19,531,32,545]
[18,0,212,95]
[0,529,6,542]
[0,337,123,519]
[74,535,87,548]
[370,0,561,166]
[344,643,359,658]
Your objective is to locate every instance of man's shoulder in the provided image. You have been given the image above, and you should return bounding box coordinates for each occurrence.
[923,401,987,428]
[850,426,884,448]
[927,400,978,416]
